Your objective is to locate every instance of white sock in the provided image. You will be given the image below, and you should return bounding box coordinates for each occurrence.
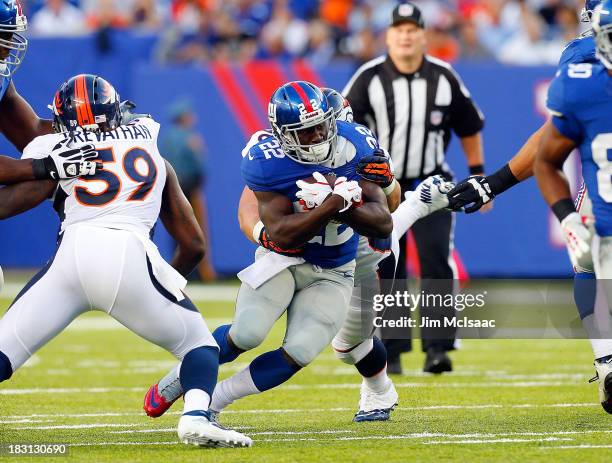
[362,367,390,393]
[392,192,426,238]
[583,284,612,359]
[210,367,260,412]
[183,389,211,414]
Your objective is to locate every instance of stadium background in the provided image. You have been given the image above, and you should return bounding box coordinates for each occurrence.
[0,0,589,277]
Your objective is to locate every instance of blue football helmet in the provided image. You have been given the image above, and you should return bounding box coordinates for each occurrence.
[268,81,337,164]
[0,0,27,78]
[592,1,612,68]
[582,0,602,22]
[321,87,354,123]
[50,74,121,133]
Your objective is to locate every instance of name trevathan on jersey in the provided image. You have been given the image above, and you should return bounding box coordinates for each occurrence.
[61,123,153,144]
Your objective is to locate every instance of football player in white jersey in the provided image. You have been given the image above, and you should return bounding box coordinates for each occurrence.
[0,74,252,448]
[143,87,451,423]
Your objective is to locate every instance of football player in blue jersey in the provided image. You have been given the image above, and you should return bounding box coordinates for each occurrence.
[142,81,452,424]
[0,1,98,184]
[448,0,599,211]
[534,0,612,414]
[448,0,612,408]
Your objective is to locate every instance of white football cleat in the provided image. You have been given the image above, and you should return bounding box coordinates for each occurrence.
[178,411,253,448]
[353,379,398,422]
[592,358,612,414]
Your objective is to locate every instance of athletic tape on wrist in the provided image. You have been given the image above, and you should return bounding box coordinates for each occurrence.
[252,220,265,244]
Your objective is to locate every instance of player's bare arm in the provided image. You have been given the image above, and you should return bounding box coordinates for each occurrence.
[386,181,401,212]
[0,178,56,219]
[238,186,259,244]
[448,117,549,212]
[159,161,206,276]
[0,155,40,184]
[0,82,52,152]
[0,83,98,185]
[338,179,393,238]
[533,122,576,208]
[255,189,344,249]
[507,121,549,181]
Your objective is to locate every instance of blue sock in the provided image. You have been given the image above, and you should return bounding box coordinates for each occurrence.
[355,337,387,377]
[574,272,596,319]
[212,324,242,364]
[179,346,219,397]
[249,348,301,392]
[0,351,12,382]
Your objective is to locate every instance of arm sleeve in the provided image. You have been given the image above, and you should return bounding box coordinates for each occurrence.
[547,72,583,144]
[343,71,375,127]
[447,68,485,137]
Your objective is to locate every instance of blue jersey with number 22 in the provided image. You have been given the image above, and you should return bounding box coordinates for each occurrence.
[547,62,612,236]
[241,121,380,268]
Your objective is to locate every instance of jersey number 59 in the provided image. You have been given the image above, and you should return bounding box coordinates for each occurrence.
[75,147,158,207]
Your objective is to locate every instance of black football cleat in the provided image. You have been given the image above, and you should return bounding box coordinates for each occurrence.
[423,348,452,374]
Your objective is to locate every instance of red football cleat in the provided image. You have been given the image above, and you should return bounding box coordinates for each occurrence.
[143,384,177,418]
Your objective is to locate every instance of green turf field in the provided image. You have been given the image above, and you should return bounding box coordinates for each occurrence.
[0,285,611,462]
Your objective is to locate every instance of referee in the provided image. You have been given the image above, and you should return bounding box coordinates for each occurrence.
[343,2,486,374]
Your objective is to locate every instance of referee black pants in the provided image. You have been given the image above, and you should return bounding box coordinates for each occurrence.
[379,202,457,357]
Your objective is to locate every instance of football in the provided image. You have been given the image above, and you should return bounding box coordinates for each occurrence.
[300,172,337,188]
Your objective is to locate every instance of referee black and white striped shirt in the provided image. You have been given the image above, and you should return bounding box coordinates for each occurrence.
[343,54,484,182]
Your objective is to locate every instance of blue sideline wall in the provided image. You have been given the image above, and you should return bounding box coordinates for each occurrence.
[0,36,573,276]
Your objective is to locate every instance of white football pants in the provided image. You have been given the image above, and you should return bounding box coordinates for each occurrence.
[0,225,215,372]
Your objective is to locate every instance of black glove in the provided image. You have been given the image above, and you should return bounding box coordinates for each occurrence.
[447,175,494,213]
[120,100,151,124]
[357,150,394,187]
[32,139,99,180]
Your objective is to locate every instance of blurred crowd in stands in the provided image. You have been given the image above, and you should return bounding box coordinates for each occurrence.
[22,0,590,65]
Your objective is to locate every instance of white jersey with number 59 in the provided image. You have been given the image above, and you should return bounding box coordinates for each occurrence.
[22,117,167,235]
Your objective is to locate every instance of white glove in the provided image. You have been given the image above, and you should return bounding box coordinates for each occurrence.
[561,212,593,270]
[32,138,99,180]
[410,175,455,218]
[332,176,362,213]
[295,171,333,210]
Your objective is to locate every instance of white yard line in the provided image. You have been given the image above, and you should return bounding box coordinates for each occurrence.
[108,429,352,436]
[11,423,146,430]
[0,387,142,395]
[4,402,597,420]
[549,445,612,449]
[0,381,584,396]
[9,424,612,443]
[423,437,572,445]
[70,441,179,447]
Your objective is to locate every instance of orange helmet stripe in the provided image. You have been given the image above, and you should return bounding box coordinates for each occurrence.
[74,75,94,127]
[82,76,95,125]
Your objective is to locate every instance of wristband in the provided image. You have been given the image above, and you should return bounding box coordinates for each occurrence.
[31,158,49,180]
[551,198,576,223]
[469,164,484,175]
[486,164,519,195]
[252,220,265,244]
[382,178,398,196]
